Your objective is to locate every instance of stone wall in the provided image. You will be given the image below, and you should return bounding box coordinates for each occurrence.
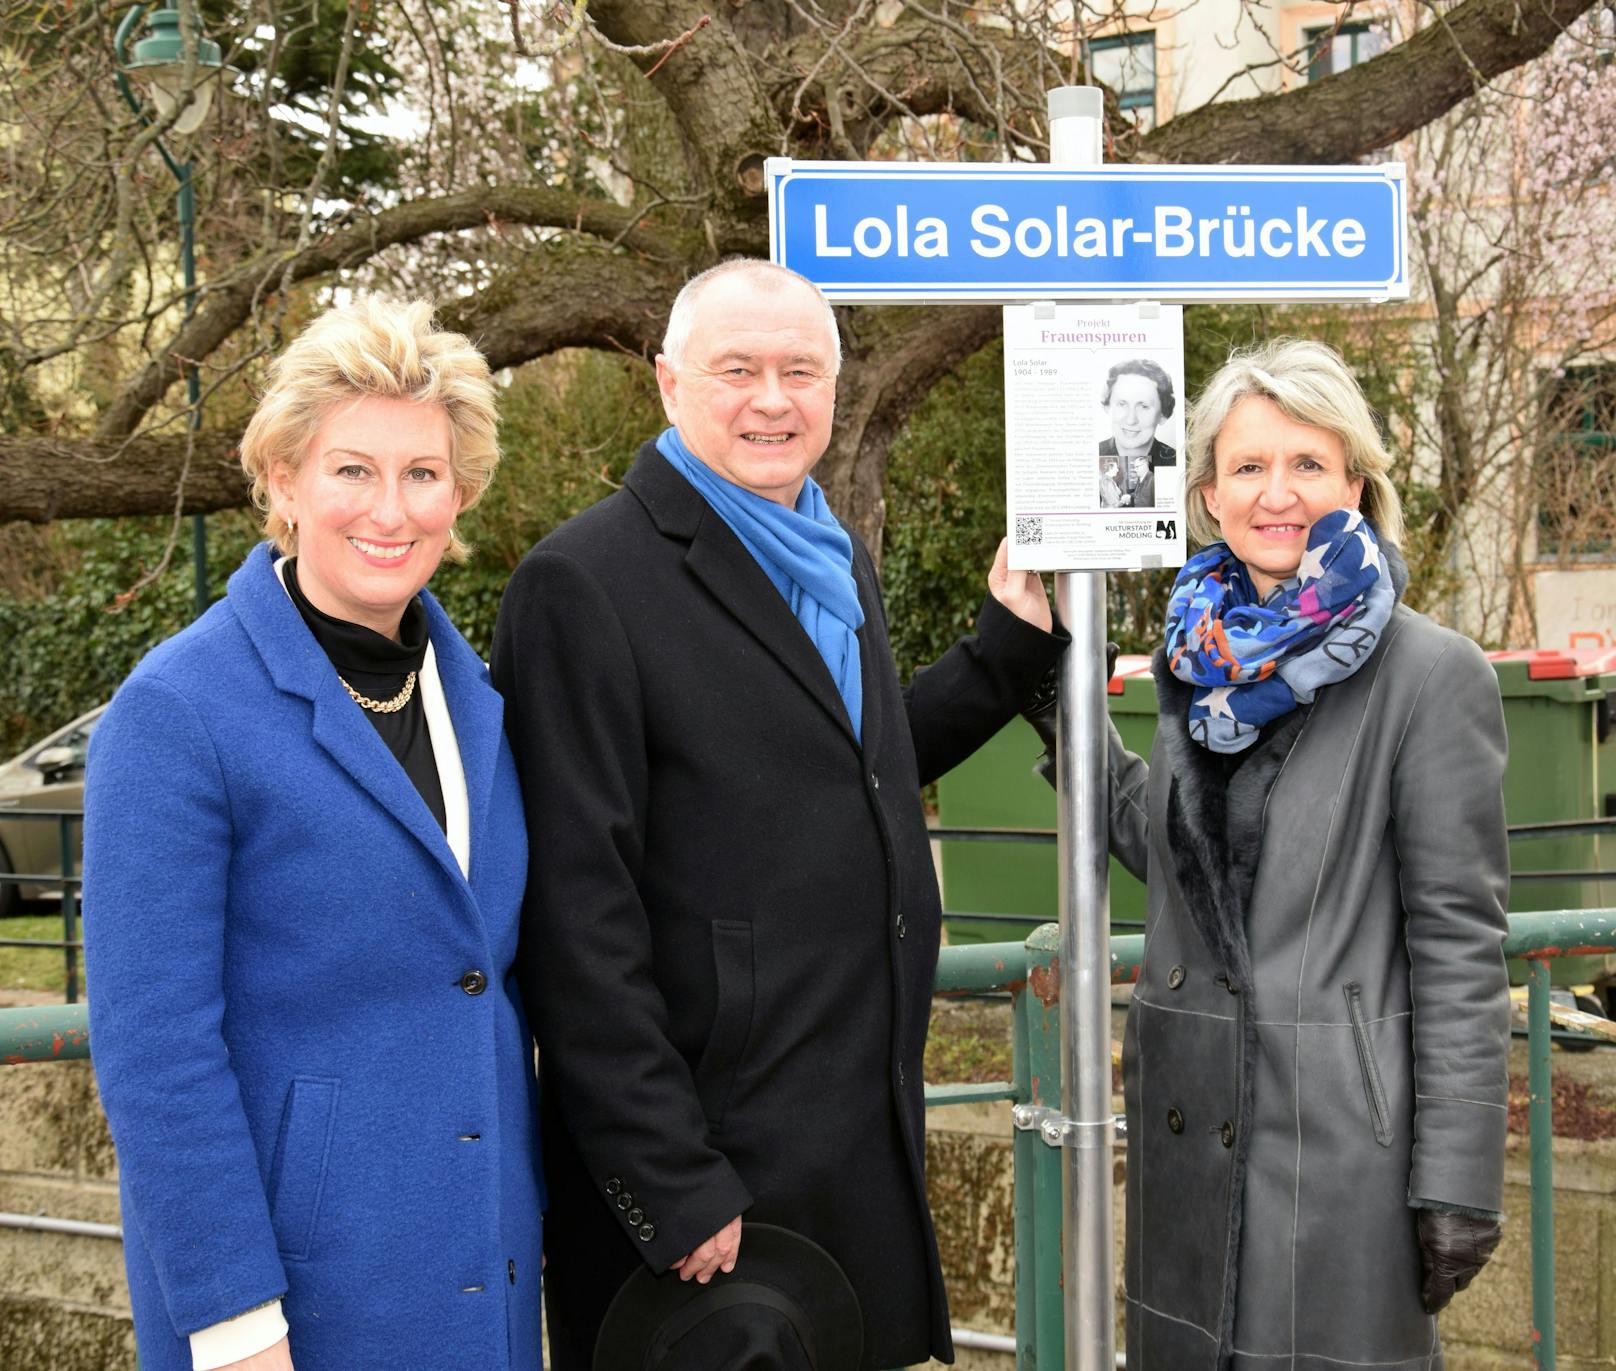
[1443,1136,1616,1371]
[0,1061,134,1371]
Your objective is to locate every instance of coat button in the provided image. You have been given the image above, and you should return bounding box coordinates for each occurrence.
[896,914,907,939]
[870,771,880,790]
[627,1207,644,1225]
[1167,965,1186,989]
[1167,1108,1184,1134]
[1221,1120,1235,1148]
[616,1191,634,1210]
[508,1260,516,1286]
[639,1222,656,1242]
[605,1177,622,1196]
[460,970,487,995]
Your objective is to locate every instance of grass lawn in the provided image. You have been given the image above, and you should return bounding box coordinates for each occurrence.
[0,912,75,995]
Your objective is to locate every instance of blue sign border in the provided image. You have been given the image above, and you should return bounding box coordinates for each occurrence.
[766,159,1408,303]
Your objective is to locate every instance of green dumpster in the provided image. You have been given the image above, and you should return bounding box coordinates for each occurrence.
[936,646,1616,992]
[937,654,1154,947]
[1487,648,1616,990]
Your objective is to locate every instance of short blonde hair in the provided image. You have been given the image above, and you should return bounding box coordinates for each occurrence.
[240,296,499,562]
[1184,338,1404,550]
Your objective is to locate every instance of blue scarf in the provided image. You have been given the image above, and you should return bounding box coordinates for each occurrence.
[656,427,865,739]
[1163,508,1395,753]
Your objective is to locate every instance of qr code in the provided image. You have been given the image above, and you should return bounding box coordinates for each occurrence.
[1014,516,1043,546]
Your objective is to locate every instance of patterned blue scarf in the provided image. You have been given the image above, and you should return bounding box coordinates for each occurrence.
[657,426,865,739]
[1164,509,1395,753]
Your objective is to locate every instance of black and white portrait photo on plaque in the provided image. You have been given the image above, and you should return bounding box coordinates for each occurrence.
[1097,357,1176,510]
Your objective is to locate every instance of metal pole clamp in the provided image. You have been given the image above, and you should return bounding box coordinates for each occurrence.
[1012,1108,1126,1149]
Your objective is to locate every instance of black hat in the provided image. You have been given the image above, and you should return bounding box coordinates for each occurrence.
[592,1223,863,1371]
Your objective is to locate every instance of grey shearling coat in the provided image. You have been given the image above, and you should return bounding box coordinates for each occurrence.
[1109,599,1511,1371]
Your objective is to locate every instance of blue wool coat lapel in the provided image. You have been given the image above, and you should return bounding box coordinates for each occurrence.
[226,543,491,896]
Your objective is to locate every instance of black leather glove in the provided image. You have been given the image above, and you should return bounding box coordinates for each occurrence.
[1416,1207,1503,1314]
[1024,642,1119,786]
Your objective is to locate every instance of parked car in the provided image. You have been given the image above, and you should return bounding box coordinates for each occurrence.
[0,705,104,918]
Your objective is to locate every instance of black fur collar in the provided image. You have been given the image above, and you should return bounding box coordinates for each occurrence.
[1148,668,1310,988]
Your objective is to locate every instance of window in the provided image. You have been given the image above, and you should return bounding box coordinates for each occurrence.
[1590,2,1615,65]
[1090,32,1156,131]
[1538,365,1616,558]
[1304,22,1386,82]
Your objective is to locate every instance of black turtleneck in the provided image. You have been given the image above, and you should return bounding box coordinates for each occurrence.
[283,558,447,833]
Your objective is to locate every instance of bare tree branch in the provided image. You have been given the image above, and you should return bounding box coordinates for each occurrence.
[770,5,1077,159]
[13,253,685,521]
[0,432,247,523]
[440,250,682,369]
[1142,0,1602,163]
[819,302,1004,550]
[586,0,786,227]
[97,186,690,439]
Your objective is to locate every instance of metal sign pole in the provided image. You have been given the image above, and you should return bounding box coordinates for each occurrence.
[1048,85,1117,1371]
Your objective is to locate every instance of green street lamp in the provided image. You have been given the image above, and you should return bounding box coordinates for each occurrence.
[115,3,226,619]
[123,4,223,135]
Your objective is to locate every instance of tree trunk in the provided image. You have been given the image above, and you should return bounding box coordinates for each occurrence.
[0,433,249,523]
[817,304,1003,556]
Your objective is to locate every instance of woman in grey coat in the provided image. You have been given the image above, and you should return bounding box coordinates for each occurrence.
[1101,340,1510,1371]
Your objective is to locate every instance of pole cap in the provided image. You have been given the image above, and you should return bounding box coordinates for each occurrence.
[1047,86,1104,123]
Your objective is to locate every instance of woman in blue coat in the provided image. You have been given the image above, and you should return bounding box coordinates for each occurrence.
[83,297,543,1371]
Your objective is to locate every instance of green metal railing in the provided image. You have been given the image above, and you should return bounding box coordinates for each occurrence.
[0,809,84,1002]
[921,909,1616,1371]
[1,909,1610,1370]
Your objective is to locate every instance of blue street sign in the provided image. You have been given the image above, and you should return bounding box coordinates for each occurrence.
[766,159,1407,302]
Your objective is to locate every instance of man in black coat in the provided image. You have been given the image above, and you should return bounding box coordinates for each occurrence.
[491,260,1066,1370]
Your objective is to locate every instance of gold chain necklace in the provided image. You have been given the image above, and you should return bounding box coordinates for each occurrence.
[337,670,417,714]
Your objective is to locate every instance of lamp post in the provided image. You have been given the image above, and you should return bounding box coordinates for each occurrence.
[114,2,224,619]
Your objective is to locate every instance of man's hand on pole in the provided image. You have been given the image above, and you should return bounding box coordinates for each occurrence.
[673,1215,742,1284]
[988,537,1053,632]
